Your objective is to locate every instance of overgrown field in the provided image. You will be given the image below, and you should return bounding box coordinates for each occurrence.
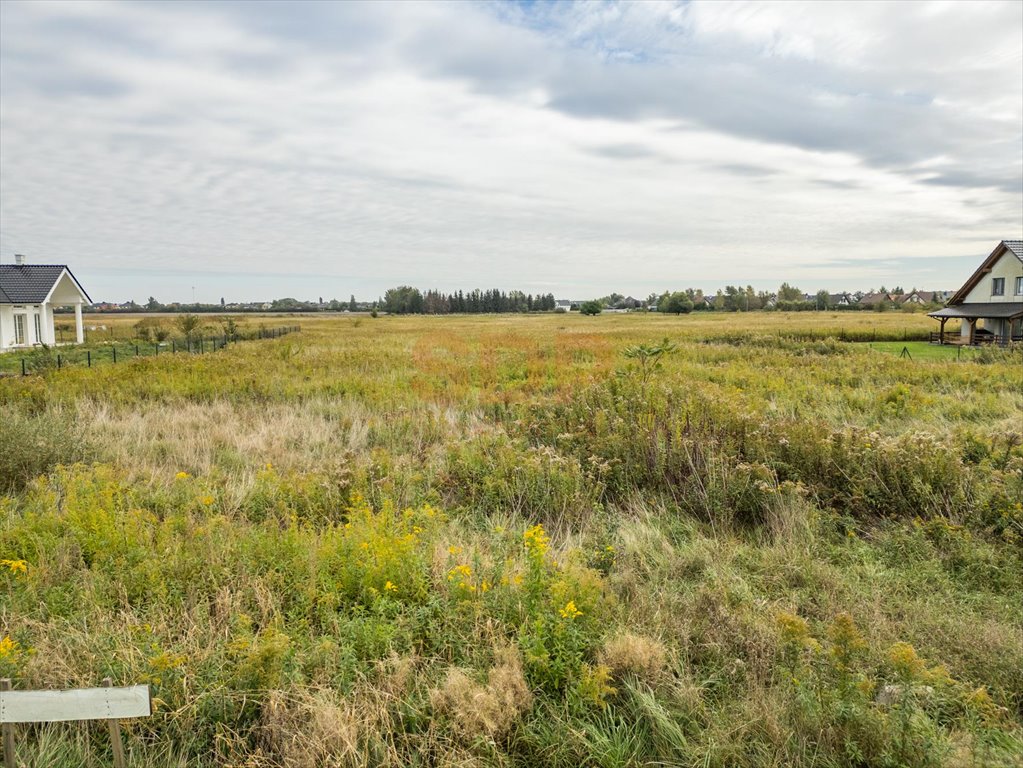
[2,312,1022,767]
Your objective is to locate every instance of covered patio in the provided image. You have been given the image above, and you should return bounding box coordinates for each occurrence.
[928,303,1023,346]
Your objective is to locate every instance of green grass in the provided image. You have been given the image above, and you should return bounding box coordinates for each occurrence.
[867,340,989,361]
[1,312,1021,767]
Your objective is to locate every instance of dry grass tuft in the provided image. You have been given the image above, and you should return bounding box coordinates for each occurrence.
[599,632,668,685]
[256,654,422,767]
[430,646,533,743]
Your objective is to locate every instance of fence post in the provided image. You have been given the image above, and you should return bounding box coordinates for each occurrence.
[102,678,128,768]
[2,678,14,768]
[88,350,92,368]
[21,359,26,377]
[200,338,204,354]
[57,355,62,369]
[135,344,139,356]
[113,347,117,363]
[172,340,176,354]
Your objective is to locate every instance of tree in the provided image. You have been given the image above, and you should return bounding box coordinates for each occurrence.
[579,300,602,316]
[349,294,357,312]
[175,313,203,342]
[383,286,424,314]
[815,289,831,310]
[146,296,161,311]
[658,292,693,315]
[778,282,803,302]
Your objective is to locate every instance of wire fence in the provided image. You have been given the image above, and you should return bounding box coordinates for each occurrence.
[0,325,300,377]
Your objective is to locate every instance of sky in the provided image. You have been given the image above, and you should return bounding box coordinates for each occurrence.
[1,0,1021,303]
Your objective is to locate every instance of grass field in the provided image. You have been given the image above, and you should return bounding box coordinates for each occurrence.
[2,312,1022,767]
[867,341,992,362]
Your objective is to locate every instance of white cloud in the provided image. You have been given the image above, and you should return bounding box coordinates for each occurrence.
[0,0,1019,301]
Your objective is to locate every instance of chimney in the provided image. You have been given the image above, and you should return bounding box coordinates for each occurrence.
[14,254,26,265]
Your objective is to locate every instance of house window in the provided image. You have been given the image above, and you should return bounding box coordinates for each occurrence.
[1016,276,1023,295]
[991,277,1004,296]
[14,314,26,345]
[34,313,42,343]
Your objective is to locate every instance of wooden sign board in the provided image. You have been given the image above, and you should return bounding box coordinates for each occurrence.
[0,683,151,723]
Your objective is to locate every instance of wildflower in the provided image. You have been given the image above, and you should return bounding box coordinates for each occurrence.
[201,496,214,506]
[448,545,463,556]
[524,524,549,558]
[777,611,820,653]
[384,581,398,593]
[559,601,582,620]
[888,642,925,681]
[447,564,472,581]
[1,559,28,574]
[175,471,190,480]
[264,462,273,471]
[0,636,21,659]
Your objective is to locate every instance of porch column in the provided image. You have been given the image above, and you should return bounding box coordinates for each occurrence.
[74,302,84,344]
[939,317,947,344]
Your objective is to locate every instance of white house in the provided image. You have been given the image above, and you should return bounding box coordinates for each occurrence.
[0,255,92,352]
[928,240,1023,345]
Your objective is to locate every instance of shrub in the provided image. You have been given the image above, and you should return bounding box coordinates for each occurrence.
[0,408,92,493]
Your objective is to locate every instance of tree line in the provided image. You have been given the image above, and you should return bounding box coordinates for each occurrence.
[381,287,557,315]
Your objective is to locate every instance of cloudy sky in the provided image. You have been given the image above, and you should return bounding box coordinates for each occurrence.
[1,0,1021,303]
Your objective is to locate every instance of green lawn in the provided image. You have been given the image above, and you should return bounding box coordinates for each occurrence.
[867,340,984,361]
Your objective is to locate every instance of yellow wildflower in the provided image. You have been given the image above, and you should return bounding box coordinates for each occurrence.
[524,524,549,556]
[0,636,21,659]
[1,559,28,574]
[384,581,398,592]
[201,496,214,506]
[175,471,190,480]
[559,601,582,619]
[448,545,463,556]
[447,564,472,581]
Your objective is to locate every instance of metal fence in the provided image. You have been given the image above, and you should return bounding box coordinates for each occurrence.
[1,325,300,376]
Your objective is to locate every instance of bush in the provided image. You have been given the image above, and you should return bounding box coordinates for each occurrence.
[0,408,92,493]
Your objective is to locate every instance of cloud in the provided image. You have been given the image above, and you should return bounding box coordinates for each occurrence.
[0,0,1019,300]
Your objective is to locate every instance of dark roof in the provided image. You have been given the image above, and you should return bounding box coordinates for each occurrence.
[948,240,1023,305]
[928,302,1023,319]
[0,264,92,304]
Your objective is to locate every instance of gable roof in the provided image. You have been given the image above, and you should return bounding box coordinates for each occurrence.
[948,240,1023,305]
[858,292,894,305]
[0,264,92,304]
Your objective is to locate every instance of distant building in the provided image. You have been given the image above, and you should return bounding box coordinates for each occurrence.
[929,240,1023,345]
[858,291,897,307]
[0,255,92,351]
[828,292,856,306]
